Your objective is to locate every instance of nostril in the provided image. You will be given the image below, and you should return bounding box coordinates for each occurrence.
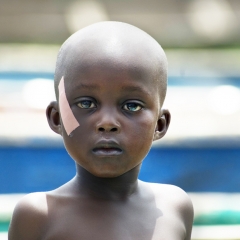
[110,128,118,132]
[99,127,105,132]
[97,127,118,132]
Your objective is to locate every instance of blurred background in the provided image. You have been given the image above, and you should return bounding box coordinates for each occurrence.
[0,0,240,239]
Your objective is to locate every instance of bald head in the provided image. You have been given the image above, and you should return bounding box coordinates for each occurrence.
[54,21,168,106]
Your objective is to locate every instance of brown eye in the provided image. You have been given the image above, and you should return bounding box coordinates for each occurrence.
[77,100,96,109]
[123,103,142,112]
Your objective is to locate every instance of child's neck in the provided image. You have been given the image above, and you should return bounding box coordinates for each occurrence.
[73,165,141,200]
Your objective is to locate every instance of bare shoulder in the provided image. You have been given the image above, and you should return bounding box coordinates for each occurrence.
[147,182,194,240]
[8,192,48,240]
[148,183,193,212]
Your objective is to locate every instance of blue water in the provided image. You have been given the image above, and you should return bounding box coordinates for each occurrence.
[0,71,54,81]
[0,138,240,193]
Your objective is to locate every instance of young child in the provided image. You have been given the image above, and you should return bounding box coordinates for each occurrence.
[9,21,193,240]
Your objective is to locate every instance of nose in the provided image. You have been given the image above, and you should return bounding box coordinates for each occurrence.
[96,109,121,133]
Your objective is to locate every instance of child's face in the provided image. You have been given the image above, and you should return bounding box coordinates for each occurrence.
[54,55,167,178]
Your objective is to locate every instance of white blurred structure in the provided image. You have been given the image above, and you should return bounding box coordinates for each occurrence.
[187,0,237,42]
[22,79,55,110]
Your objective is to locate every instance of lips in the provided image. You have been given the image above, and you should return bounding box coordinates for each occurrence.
[92,140,123,156]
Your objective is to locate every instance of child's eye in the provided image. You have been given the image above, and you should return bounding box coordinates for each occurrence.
[77,100,96,109]
[123,102,142,112]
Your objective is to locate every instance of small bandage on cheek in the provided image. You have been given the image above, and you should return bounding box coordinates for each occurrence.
[58,77,80,136]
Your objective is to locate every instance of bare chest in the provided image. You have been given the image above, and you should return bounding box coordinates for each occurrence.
[42,203,185,240]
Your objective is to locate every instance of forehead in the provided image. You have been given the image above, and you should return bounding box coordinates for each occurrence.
[56,22,167,102]
[65,63,158,104]
[64,39,163,88]
[64,55,160,100]
[69,51,155,81]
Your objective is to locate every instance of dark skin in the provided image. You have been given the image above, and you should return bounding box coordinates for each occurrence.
[8,22,193,240]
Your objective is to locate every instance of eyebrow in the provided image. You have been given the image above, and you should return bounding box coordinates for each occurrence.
[121,85,151,95]
[74,83,151,95]
[74,83,98,90]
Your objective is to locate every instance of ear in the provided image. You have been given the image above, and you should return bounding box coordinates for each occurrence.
[153,109,171,141]
[46,101,62,135]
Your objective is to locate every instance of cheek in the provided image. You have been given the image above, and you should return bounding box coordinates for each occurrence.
[127,113,156,154]
[139,111,157,136]
[61,127,89,163]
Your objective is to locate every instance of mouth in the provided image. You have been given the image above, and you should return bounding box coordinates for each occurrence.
[92,141,123,156]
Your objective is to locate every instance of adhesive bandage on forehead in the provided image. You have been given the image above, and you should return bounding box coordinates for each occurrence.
[58,77,80,136]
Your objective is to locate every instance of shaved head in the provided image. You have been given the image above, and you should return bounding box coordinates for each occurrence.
[54,21,168,106]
